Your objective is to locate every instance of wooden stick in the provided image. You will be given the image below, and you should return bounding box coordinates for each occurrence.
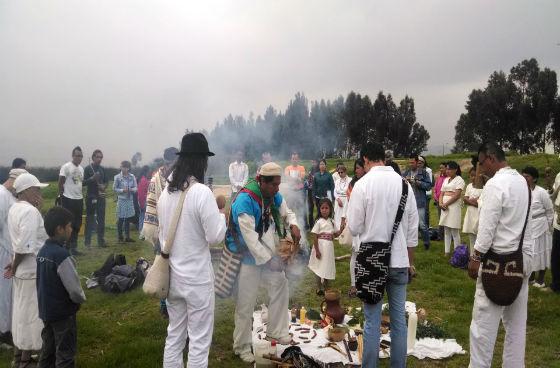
[343,339,353,362]
[357,335,363,361]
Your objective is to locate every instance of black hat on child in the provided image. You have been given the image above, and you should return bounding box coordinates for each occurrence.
[177,133,215,157]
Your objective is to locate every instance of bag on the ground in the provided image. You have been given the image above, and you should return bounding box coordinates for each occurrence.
[93,253,127,285]
[103,273,135,293]
[143,183,191,299]
[450,244,469,269]
[356,179,408,304]
[480,186,530,306]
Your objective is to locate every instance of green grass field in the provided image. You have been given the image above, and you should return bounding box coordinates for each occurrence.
[1,154,560,367]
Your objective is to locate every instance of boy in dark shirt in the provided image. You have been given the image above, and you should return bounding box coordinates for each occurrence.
[37,207,86,368]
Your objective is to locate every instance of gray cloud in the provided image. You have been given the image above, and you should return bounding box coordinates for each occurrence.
[1,0,559,166]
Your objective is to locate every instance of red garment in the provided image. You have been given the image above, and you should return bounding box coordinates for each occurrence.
[434,174,447,202]
[137,176,149,209]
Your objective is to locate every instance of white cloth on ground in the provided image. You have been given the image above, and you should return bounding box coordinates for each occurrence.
[308,218,336,280]
[233,264,289,355]
[59,162,84,199]
[0,186,15,333]
[347,166,418,268]
[462,183,482,234]
[164,276,214,368]
[439,176,465,229]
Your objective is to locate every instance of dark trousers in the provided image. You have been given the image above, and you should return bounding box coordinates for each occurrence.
[61,196,83,250]
[84,197,105,246]
[38,315,77,368]
[307,190,315,229]
[551,229,560,292]
[117,217,130,240]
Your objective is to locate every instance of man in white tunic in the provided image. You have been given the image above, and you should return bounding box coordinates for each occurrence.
[5,173,49,366]
[226,162,301,364]
[0,168,27,345]
[157,133,227,368]
[228,151,249,195]
[347,142,418,368]
[468,143,533,368]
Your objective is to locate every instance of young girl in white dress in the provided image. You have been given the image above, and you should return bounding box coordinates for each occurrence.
[438,161,465,256]
[308,198,342,295]
[462,167,483,254]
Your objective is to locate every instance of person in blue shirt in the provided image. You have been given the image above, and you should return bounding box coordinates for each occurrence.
[402,155,433,250]
[37,206,86,368]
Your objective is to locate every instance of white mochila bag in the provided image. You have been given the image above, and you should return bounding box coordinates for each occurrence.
[143,184,191,299]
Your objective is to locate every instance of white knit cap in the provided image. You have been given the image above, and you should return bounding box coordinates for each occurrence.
[259,162,282,177]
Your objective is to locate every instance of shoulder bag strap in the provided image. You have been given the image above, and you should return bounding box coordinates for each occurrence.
[161,179,195,257]
[390,179,409,244]
[517,184,532,252]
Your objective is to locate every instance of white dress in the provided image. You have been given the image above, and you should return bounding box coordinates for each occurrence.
[529,186,554,271]
[439,176,465,229]
[462,183,482,234]
[0,186,15,334]
[8,201,47,350]
[334,176,350,230]
[308,218,336,280]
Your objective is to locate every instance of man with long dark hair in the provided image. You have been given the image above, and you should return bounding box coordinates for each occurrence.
[226,162,302,364]
[157,133,226,368]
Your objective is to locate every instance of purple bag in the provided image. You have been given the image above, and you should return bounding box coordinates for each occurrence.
[450,245,469,269]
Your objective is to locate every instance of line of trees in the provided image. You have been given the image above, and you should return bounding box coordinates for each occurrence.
[454,58,560,153]
[208,91,430,161]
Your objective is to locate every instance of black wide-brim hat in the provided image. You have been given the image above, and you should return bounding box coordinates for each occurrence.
[177,132,215,157]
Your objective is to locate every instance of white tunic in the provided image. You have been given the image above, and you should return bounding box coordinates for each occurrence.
[529,185,554,271]
[347,166,418,268]
[474,167,533,274]
[438,176,465,229]
[334,176,350,230]
[157,182,226,285]
[308,218,337,280]
[462,183,482,234]
[229,161,249,193]
[8,201,47,350]
[0,186,15,333]
[553,172,560,231]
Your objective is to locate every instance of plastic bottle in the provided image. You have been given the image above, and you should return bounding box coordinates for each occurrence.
[300,306,307,323]
[269,339,277,358]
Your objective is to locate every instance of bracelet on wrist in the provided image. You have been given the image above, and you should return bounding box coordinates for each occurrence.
[470,254,482,262]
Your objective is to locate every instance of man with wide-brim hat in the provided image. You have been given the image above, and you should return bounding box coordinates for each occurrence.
[5,173,49,366]
[226,162,302,363]
[157,132,226,368]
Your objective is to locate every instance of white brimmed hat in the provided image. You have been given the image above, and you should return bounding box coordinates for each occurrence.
[13,173,48,193]
[259,162,282,177]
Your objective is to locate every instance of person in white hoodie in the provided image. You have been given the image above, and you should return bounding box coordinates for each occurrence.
[157,133,227,368]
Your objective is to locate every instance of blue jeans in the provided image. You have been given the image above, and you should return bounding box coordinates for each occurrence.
[362,267,408,368]
[417,207,430,247]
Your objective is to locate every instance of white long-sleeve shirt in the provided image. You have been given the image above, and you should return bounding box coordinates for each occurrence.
[346,166,418,268]
[238,199,298,265]
[157,182,226,285]
[474,167,533,271]
[229,161,249,192]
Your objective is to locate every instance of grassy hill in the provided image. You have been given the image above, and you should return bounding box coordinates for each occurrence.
[1,153,559,367]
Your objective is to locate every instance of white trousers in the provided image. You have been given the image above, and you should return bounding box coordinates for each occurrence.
[0,246,13,333]
[350,248,357,287]
[233,263,289,354]
[469,275,528,368]
[444,227,461,254]
[164,278,215,368]
[334,197,347,230]
[468,234,477,255]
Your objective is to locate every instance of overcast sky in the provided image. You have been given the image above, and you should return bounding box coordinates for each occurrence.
[1,0,559,167]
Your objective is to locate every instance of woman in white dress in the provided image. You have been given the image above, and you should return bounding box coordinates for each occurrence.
[4,173,48,367]
[333,165,350,231]
[462,167,483,254]
[438,161,465,256]
[521,166,554,288]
